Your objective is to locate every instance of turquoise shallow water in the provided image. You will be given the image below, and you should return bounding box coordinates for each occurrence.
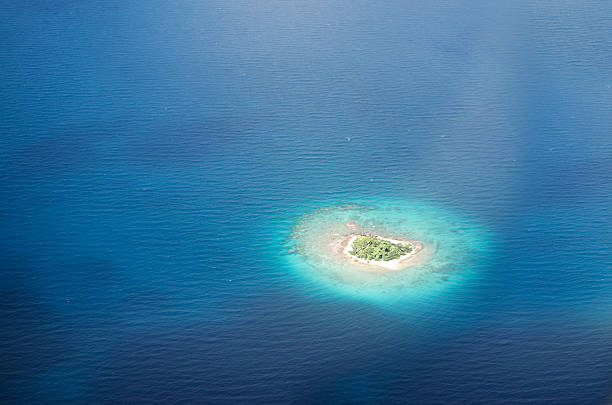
[1,0,612,403]
[283,199,492,302]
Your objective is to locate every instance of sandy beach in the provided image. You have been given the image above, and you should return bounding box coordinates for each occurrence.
[337,233,425,271]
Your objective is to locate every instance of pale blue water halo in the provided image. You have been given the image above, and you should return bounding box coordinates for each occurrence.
[282,198,492,303]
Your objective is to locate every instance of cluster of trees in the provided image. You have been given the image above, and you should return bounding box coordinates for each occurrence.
[349,236,412,261]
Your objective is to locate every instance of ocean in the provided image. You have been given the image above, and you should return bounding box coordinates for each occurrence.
[1,0,611,403]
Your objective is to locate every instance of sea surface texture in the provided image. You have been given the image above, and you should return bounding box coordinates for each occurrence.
[1,1,611,403]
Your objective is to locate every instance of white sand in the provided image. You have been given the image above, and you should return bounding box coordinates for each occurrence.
[342,234,424,271]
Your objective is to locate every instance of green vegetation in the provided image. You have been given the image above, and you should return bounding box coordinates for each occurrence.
[349,236,412,261]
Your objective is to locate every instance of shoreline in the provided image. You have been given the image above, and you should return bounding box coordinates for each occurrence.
[340,233,424,271]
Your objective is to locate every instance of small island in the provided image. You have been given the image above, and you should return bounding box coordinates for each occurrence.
[341,232,424,271]
[350,236,412,261]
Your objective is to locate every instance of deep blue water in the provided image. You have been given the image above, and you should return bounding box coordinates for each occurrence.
[1,1,612,403]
